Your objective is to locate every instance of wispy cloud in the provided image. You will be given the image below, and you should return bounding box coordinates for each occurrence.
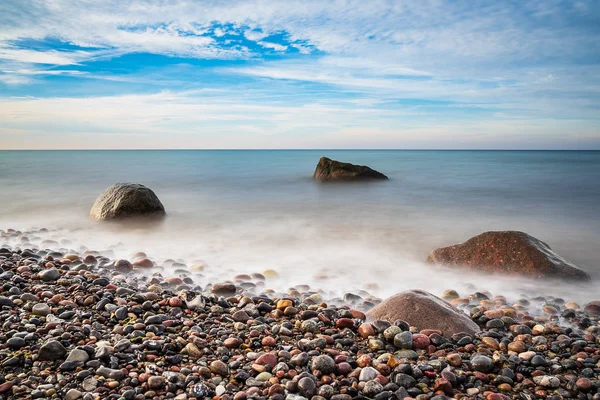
[0,0,598,148]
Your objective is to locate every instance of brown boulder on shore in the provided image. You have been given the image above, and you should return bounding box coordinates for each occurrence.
[427,231,590,281]
[313,157,388,181]
[366,290,480,337]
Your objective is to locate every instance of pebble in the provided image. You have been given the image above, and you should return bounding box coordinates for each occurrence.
[0,237,598,400]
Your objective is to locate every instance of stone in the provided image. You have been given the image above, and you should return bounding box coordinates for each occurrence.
[427,231,590,281]
[32,303,51,316]
[181,343,202,359]
[38,340,67,361]
[359,367,378,382]
[363,380,384,397]
[0,296,14,307]
[311,354,336,374]
[7,337,26,349]
[210,360,229,376]
[576,377,592,391]
[39,267,61,281]
[298,377,316,397]
[90,183,165,220]
[471,355,493,372]
[583,301,600,316]
[358,323,375,338]
[394,331,413,349]
[313,157,388,181]
[132,258,154,268]
[65,349,90,365]
[114,259,133,273]
[148,376,166,389]
[366,290,480,337]
[232,310,250,323]
[393,373,416,388]
[96,366,125,380]
[533,375,560,388]
[211,282,237,296]
[255,353,278,368]
[65,389,82,400]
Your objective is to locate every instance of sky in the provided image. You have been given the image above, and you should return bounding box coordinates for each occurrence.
[0,0,599,149]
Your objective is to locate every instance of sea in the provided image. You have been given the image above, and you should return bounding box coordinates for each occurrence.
[1,150,599,306]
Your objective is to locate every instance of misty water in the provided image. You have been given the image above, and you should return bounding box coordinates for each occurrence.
[1,150,599,307]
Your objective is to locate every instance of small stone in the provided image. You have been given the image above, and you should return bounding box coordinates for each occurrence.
[276,299,293,310]
[65,389,82,400]
[394,331,413,349]
[211,282,237,296]
[39,267,61,281]
[359,367,378,382]
[7,337,26,349]
[224,338,243,348]
[96,366,124,380]
[312,354,336,374]
[446,353,462,367]
[482,337,500,350]
[66,349,90,365]
[576,377,592,391]
[210,360,229,376]
[363,380,384,397]
[148,376,166,389]
[32,303,51,316]
[358,323,375,338]
[255,353,277,368]
[114,259,133,273]
[533,375,560,388]
[507,341,527,353]
[39,340,67,361]
[471,355,492,372]
[298,377,316,397]
[181,343,202,359]
[232,310,250,323]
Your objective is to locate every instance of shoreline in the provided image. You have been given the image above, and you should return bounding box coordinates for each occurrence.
[1,235,599,399]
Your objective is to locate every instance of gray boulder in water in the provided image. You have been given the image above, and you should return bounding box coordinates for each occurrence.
[90,183,165,221]
[313,157,388,181]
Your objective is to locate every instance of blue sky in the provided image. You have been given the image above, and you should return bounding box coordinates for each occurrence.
[0,0,599,149]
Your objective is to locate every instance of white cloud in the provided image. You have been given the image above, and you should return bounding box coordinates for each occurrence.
[0,48,91,65]
[1,90,597,149]
[0,0,597,148]
[258,41,288,51]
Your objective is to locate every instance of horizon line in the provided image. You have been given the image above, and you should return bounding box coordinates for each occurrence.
[0,148,599,151]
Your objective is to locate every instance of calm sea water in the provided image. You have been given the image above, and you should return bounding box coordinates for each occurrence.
[1,150,599,303]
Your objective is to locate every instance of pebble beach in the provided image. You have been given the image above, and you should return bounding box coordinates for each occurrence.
[1,227,599,400]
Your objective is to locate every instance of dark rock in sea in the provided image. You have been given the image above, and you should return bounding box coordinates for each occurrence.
[366,290,480,337]
[426,231,590,281]
[90,183,165,221]
[313,157,388,181]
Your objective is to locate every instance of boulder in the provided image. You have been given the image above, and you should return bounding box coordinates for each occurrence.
[90,183,165,221]
[366,290,480,337]
[427,231,590,281]
[313,157,388,181]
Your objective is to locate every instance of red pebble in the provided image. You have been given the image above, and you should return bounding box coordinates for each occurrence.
[336,318,354,329]
[412,333,431,349]
[255,353,277,368]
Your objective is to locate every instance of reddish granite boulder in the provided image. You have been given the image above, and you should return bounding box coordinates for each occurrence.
[427,231,590,281]
[366,290,480,337]
[313,157,388,181]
